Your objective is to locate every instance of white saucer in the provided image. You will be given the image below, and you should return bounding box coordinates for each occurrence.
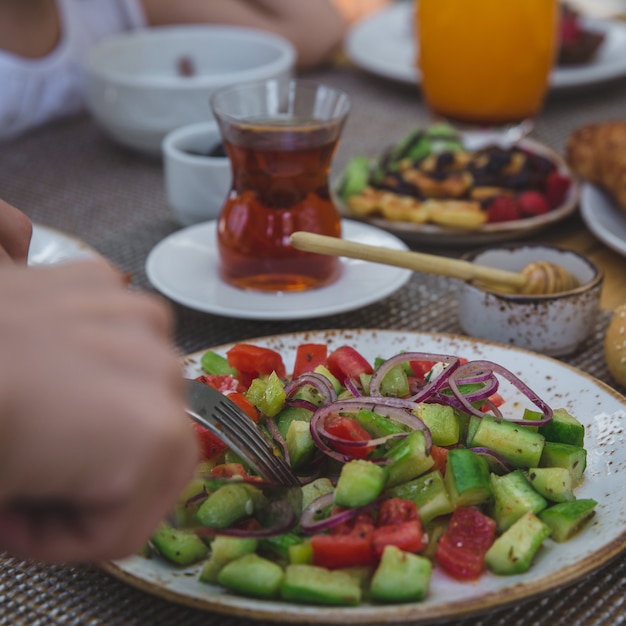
[145,220,412,320]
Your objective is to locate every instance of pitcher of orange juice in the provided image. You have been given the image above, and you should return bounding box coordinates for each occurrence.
[416,0,559,132]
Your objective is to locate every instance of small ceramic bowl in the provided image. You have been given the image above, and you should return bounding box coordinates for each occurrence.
[457,244,603,357]
[162,121,231,226]
[84,25,295,154]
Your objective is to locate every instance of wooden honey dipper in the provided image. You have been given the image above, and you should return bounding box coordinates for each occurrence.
[290,232,581,295]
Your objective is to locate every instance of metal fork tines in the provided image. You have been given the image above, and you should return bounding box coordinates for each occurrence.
[185,380,300,486]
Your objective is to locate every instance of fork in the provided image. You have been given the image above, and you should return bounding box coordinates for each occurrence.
[185,380,301,486]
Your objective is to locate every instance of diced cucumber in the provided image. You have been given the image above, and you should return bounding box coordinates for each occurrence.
[445,448,492,507]
[218,553,285,598]
[172,477,210,527]
[313,365,343,395]
[199,536,258,584]
[485,512,551,575]
[335,459,387,507]
[286,419,316,469]
[527,467,575,503]
[355,409,408,439]
[281,564,361,606]
[490,469,547,532]
[260,532,303,561]
[200,350,237,376]
[539,499,597,542]
[416,403,461,446]
[301,477,335,510]
[539,408,585,447]
[539,442,587,486]
[386,470,453,524]
[471,416,545,468]
[288,538,313,565]
[369,546,432,603]
[275,405,313,438]
[151,523,209,566]
[385,430,435,487]
[379,364,410,397]
[196,483,260,529]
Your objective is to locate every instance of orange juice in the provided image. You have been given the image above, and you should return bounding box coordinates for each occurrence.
[416,0,559,126]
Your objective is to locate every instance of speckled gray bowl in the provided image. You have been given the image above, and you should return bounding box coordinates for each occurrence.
[458,244,603,357]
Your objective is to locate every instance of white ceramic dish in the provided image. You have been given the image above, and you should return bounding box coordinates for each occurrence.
[28,224,101,265]
[102,328,626,624]
[84,25,295,155]
[458,244,603,357]
[345,3,626,91]
[580,183,626,257]
[337,136,580,247]
[162,121,231,226]
[145,220,411,320]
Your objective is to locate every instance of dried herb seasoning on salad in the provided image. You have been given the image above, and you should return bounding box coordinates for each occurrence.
[145,341,596,607]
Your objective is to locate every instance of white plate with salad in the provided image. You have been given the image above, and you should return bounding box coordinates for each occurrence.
[345,2,626,91]
[102,328,626,624]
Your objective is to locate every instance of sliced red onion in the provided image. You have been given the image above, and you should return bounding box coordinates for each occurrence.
[286,397,318,412]
[299,492,380,534]
[344,376,363,398]
[448,360,553,425]
[470,447,514,474]
[284,372,337,404]
[369,352,460,400]
[264,417,291,467]
[309,397,432,462]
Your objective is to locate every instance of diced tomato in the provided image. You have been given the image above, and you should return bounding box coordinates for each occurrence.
[193,423,228,461]
[373,521,426,557]
[226,344,286,387]
[327,345,373,383]
[209,462,250,478]
[324,415,375,459]
[430,445,449,475]
[435,507,497,580]
[377,498,418,525]
[312,511,376,569]
[292,343,328,378]
[372,499,426,557]
[225,391,260,423]
[194,374,244,394]
[409,360,435,383]
[192,377,259,457]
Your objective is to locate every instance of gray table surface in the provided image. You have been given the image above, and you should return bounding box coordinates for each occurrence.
[0,59,625,625]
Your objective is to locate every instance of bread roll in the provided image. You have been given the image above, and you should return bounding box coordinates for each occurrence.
[566,121,626,212]
[604,304,626,387]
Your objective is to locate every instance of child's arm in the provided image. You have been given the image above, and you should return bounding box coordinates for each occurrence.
[140,0,348,69]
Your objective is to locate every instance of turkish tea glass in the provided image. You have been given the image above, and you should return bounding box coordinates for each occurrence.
[210,79,350,293]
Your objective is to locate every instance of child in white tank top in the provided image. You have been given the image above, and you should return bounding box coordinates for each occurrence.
[0,0,146,140]
[0,0,354,141]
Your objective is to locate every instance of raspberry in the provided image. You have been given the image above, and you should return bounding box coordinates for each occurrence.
[517,190,551,217]
[545,171,572,208]
[486,196,521,223]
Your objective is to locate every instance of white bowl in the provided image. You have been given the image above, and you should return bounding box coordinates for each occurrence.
[84,25,296,155]
[458,244,603,357]
[162,121,231,226]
